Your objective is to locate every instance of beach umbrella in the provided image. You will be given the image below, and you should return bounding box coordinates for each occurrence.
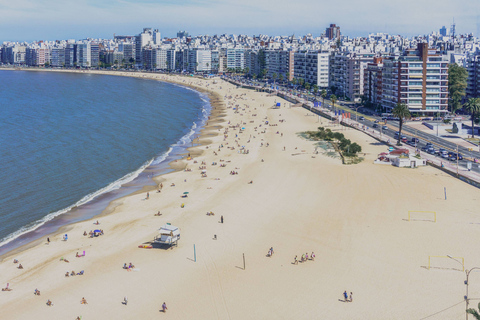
[94,229,101,233]
[183,192,189,194]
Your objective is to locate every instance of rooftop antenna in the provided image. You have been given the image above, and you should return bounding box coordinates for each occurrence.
[451,18,456,39]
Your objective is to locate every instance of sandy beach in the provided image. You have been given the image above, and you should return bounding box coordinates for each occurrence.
[1,70,480,319]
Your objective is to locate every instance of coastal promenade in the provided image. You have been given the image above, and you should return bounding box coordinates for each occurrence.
[1,70,479,319]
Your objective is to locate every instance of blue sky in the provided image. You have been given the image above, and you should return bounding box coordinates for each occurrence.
[0,0,479,42]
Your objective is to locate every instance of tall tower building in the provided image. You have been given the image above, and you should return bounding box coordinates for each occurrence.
[325,24,341,40]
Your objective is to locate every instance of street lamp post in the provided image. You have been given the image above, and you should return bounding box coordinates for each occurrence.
[448,255,480,320]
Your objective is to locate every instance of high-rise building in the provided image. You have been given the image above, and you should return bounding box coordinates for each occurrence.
[118,42,135,64]
[90,43,99,67]
[439,26,448,36]
[293,52,329,88]
[65,43,77,67]
[363,57,383,107]
[381,43,449,114]
[135,28,154,66]
[177,31,189,39]
[465,53,480,98]
[326,24,341,40]
[76,42,91,68]
[188,49,211,72]
[331,52,373,101]
[51,46,66,67]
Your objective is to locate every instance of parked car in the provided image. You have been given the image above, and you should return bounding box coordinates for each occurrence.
[382,125,388,130]
[372,123,378,128]
[359,116,365,120]
[427,148,437,155]
[374,120,379,123]
[401,137,408,143]
[421,146,430,152]
[411,137,419,144]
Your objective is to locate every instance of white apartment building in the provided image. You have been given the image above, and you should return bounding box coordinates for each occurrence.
[331,52,374,101]
[293,52,330,88]
[188,49,212,72]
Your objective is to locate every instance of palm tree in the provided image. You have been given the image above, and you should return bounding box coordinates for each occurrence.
[312,85,318,99]
[286,72,290,82]
[467,302,480,320]
[305,82,311,91]
[272,73,277,83]
[464,97,480,139]
[321,89,327,108]
[330,94,337,109]
[392,103,411,145]
[279,74,284,83]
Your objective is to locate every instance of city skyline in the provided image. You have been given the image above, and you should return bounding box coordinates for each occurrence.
[1,0,479,42]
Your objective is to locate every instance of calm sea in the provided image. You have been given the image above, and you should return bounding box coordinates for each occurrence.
[0,70,209,255]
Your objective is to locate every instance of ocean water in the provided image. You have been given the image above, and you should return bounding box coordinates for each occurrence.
[0,70,209,255]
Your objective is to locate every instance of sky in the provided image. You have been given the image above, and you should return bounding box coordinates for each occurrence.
[0,0,479,42]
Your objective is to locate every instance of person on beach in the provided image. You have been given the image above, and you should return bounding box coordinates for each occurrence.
[34,288,40,296]
[221,215,224,223]
[81,297,88,304]
[349,292,353,302]
[13,259,18,263]
[124,296,128,305]
[343,291,348,302]
[146,192,149,200]
[18,264,23,269]
[311,252,315,261]
[162,302,168,312]
[47,237,50,244]
[294,255,298,265]
[305,253,309,260]
[46,299,53,306]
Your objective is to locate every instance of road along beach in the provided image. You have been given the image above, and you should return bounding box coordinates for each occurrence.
[1,71,479,319]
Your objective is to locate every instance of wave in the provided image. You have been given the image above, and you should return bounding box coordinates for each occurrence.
[0,157,155,248]
[0,84,212,250]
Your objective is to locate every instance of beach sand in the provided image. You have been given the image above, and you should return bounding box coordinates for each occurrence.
[1,71,479,319]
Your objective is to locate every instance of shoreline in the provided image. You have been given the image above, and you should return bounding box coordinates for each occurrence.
[0,68,225,260]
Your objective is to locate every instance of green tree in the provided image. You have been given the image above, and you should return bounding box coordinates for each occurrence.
[330,85,337,95]
[330,94,337,109]
[272,73,277,82]
[298,78,305,88]
[305,82,311,91]
[279,74,284,83]
[464,97,480,138]
[448,64,468,113]
[313,85,319,98]
[292,78,297,86]
[321,89,327,107]
[467,302,480,320]
[261,68,267,79]
[286,72,290,82]
[392,103,411,145]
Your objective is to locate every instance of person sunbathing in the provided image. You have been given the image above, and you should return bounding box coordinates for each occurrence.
[71,271,76,276]
[64,259,69,263]
[46,300,53,306]
[34,289,41,296]
[76,252,79,257]
[13,259,18,263]
[77,270,84,276]
[154,211,162,216]
[81,297,87,304]
[18,264,23,269]
[83,231,87,236]
[65,272,70,277]
[2,288,12,291]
